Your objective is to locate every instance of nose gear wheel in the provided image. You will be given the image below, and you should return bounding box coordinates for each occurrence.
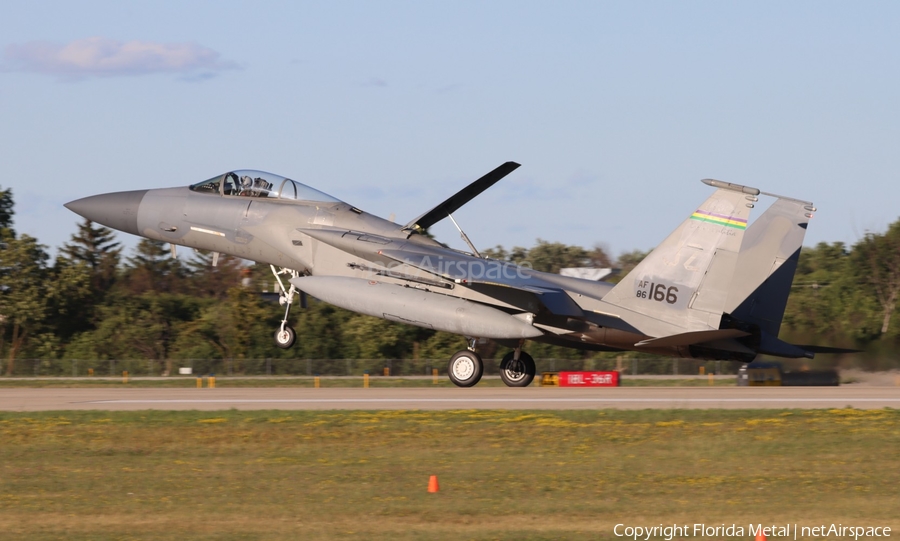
[274,326,296,349]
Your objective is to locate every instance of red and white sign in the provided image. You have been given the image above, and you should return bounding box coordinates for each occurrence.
[558,371,620,387]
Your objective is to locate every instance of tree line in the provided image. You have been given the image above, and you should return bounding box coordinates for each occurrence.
[0,186,897,374]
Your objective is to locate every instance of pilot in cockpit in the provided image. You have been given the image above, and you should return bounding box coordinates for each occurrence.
[240,176,254,196]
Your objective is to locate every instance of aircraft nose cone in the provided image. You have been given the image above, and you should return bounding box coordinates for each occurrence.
[64,190,148,235]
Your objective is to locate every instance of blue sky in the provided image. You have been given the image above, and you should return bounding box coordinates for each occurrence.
[2,1,898,260]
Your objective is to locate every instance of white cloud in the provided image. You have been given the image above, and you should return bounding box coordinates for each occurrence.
[3,37,238,80]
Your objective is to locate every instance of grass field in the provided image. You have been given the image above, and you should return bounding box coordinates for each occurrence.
[0,376,735,388]
[1,408,898,540]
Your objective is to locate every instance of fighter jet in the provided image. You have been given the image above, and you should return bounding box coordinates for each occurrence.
[65,163,846,387]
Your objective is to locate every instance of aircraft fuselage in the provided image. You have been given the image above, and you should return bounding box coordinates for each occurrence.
[66,165,829,387]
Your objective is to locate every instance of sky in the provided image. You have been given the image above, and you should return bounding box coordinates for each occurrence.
[1,1,898,260]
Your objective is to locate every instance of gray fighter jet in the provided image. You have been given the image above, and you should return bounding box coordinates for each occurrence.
[65,163,847,387]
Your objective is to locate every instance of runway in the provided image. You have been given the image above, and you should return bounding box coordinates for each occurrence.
[1,386,899,411]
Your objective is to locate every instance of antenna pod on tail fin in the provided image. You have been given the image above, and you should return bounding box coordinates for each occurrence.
[701,178,761,195]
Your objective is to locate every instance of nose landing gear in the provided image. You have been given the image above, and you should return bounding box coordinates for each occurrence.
[271,265,303,349]
[274,325,296,349]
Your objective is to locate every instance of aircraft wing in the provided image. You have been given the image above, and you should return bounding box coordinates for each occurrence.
[297,226,585,318]
[403,162,520,231]
[465,282,585,317]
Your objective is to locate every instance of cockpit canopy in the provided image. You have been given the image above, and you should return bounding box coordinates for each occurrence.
[189,170,342,203]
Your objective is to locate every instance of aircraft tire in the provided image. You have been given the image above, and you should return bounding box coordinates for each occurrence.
[499,351,536,387]
[274,326,296,349]
[447,350,483,387]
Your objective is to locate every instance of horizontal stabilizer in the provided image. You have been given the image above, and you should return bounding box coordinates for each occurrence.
[405,162,520,231]
[797,345,861,354]
[754,335,859,358]
[757,334,814,359]
[634,329,750,348]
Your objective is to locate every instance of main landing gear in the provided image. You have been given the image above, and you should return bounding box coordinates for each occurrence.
[271,265,300,349]
[447,339,536,388]
[499,348,536,387]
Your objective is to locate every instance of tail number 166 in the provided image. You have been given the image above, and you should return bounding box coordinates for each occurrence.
[636,282,679,304]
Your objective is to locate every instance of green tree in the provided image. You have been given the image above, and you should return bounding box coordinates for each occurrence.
[587,244,613,268]
[484,239,595,273]
[615,249,647,274]
[291,300,355,359]
[186,250,245,299]
[0,189,88,368]
[173,287,271,362]
[342,315,418,359]
[782,242,878,344]
[73,292,201,362]
[124,239,186,294]
[0,186,13,235]
[0,233,49,374]
[853,221,900,337]
[54,219,121,338]
[43,259,93,349]
[59,219,121,293]
[523,239,590,273]
[418,331,467,360]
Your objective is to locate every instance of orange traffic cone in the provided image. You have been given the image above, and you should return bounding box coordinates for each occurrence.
[756,531,767,541]
[427,475,440,493]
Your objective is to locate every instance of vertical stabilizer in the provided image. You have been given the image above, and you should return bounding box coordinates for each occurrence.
[599,180,758,337]
[725,196,814,336]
